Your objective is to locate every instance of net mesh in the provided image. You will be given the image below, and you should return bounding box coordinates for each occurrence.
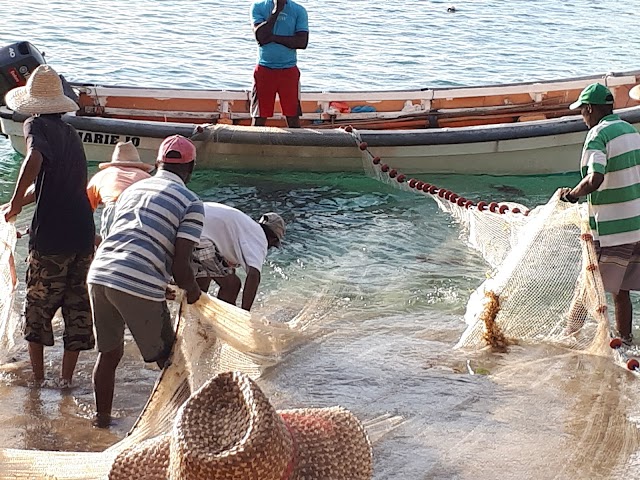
[351,128,612,358]
[0,218,19,362]
[0,217,400,478]
[0,127,624,476]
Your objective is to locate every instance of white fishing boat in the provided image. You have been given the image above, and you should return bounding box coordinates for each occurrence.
[2,42,640,175]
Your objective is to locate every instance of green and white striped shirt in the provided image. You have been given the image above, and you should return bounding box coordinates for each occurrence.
[581,114,640,247]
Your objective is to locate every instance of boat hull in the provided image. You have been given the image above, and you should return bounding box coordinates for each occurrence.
[3,107,640,174]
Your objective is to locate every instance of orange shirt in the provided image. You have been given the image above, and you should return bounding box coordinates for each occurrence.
[86,166,151,211]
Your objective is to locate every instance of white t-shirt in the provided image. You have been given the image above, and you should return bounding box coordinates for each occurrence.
[199,202,268,272]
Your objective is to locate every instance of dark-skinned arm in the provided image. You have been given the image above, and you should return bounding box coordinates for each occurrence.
[561,172,604,202]
[254,0,285,46]
[272,31,308,50]
[241,267,261,311]
[172,237,201,304]
[3,149,42,221]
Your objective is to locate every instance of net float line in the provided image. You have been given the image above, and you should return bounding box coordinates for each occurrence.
[345,125,530,216]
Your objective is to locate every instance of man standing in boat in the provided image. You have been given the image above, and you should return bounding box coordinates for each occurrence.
[1,65,96,388]
[561,83,640,344]
[250,0,309,128]
[193,203,285,311]
[87,134,203,428]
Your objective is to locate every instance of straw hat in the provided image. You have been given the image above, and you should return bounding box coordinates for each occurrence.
[631,84,640,101]
[98,141,154,171]
[109,372,373,480]
[4,64,79,115]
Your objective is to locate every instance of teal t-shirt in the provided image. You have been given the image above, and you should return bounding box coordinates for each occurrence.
[251,0,308,69]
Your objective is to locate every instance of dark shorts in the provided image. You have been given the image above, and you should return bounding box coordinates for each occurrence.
[24,250,95,351]
[595,240,640,294]
[192,241,233,279]
[89,284,174,363]
[251,65,301,118]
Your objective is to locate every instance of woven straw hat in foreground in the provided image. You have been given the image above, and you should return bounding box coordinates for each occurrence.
[4,64,79,115]
[109,372,373,480]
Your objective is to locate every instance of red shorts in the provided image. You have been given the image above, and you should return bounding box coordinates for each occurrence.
[251,65,301,118]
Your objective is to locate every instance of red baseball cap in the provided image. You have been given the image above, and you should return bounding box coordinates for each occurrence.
[157,135,196,164]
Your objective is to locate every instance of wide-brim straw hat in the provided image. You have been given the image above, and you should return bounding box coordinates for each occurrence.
[4,64,79,115]
[631,84,640,101]
[109,372,373,480]
[98,141,154,171]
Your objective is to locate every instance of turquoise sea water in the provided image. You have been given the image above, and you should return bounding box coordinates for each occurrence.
[2,1,640,479]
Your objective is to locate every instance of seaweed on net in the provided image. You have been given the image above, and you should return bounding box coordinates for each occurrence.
[480,291,510,352]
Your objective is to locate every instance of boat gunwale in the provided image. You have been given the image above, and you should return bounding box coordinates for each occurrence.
[5,105,640,147]
[69,68,640,100]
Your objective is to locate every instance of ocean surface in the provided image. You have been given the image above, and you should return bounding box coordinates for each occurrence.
[2,1,640,479]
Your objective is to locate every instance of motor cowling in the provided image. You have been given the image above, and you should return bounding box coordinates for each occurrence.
[0,42,46,105]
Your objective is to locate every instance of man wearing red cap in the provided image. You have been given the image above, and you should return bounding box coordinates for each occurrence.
[87,134,204,428]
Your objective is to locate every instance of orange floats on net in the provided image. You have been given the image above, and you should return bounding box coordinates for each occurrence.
[627,358,639,371]
[350,135,529,216]
[610,337,623,349]
[581,233,594,241]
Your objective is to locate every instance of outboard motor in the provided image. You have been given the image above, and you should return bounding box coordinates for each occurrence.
[0,41,46,105]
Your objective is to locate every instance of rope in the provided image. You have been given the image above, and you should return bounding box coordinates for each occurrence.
[344,125,530,216]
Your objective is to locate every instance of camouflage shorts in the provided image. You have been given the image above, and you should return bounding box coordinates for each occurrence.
[24,250,95,351]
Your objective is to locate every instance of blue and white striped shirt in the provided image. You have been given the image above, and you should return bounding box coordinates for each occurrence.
[88,169,204,301]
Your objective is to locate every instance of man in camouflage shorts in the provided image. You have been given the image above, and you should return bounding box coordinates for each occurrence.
[2,66,95,386]
[24,252,94,352]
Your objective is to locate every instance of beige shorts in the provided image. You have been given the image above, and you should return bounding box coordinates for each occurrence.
[595,241,640,294]
[89,283,174,362]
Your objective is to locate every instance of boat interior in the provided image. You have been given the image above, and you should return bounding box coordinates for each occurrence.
[73,71,640,130]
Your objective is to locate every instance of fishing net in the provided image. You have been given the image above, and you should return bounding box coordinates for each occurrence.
[349,128,612,359]
[0,218,19,362]
[0,216,402,479]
